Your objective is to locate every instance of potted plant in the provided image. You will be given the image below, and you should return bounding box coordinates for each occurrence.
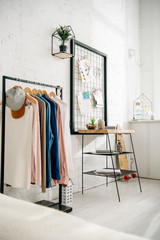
[86,118,97,130]
[56,25,71,52]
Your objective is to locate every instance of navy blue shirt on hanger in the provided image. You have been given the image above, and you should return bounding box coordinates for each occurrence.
[42,94,61,181]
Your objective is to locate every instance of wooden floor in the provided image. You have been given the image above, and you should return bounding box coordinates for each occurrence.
[71,178,160,240]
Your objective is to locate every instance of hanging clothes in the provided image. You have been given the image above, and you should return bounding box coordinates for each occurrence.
[53,96,73,172]
[37,93,53,188]
[26,96,41,186]
[42,94,61,181]
[1,86,72,192]
[49,96,69,186]
[3,106,33,189]
[35,96,46,193]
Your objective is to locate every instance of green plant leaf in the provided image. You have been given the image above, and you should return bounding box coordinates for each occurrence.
[56,25,71,45]
[91,118,95,125]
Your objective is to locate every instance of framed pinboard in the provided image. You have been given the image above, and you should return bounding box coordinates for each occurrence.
[70,39,107,134]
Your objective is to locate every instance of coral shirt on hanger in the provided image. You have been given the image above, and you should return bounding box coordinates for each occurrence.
[49,96,69,186]
[53,96,73,173]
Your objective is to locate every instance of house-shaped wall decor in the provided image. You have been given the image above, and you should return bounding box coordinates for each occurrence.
[133,93,152,120]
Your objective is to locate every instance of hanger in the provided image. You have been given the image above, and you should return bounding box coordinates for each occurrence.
[32,88,38,96]
[25,92,36,104]
[49,91,56,98]
[38,89,43,95]
[14,85,23,89]
[42,90,48,95]
[16,86,36,104]
[24,87,33,95]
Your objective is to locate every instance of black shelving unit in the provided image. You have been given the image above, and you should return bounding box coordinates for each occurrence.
[80,131,142,202]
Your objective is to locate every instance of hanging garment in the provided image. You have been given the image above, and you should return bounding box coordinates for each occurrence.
[35,96,46,193]
[2,106,33,189]
[53,96,73,172]
[49,96,69,186]
[42,94,61,181]
[26,96,41,186]
[37,93,53,188]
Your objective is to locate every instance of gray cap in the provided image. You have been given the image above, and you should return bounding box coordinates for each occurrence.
[6,87,25,111]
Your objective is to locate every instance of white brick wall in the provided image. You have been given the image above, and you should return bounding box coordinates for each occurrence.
[140,0,160,119]
[0,0,140,201]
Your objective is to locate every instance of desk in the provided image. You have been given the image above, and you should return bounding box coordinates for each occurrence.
[78,129,142,202]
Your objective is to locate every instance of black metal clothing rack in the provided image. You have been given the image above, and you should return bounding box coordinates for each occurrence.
[0,75,72,213]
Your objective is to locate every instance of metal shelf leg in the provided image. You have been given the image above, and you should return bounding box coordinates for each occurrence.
[130,134,142,192]
[107,134,121,202]
[82,135,84,194]
[106,134,108,186]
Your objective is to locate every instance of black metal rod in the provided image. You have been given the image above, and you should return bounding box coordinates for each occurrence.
[104,56,107,126]
[107,134,121,202]
[0,76,6,193]
[2,75,62,90]
[106,135,108,186]
[70,39,75,134]
[82,135,84,194]
[58,185,62,205]
[130,134,142,192]
[60,88,63,100]
[51,34,53,55]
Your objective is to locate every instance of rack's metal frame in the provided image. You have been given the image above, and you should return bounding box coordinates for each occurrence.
[0,75,72,213]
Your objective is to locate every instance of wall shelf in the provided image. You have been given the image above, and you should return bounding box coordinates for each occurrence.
[52,52,73,59]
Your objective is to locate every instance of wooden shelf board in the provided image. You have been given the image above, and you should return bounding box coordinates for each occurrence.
[78,129,135,134]
[53,52,73,59]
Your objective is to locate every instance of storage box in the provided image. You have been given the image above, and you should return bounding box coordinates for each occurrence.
[62,179,73,206]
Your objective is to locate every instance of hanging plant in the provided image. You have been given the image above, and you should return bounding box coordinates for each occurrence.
[56,25,71,52]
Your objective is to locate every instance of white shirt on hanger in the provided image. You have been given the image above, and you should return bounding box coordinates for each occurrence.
[0,105,33,189]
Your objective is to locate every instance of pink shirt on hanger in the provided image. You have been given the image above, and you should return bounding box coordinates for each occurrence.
[26,96,41,186]
[49,97,69,186]
[53,97,73,172]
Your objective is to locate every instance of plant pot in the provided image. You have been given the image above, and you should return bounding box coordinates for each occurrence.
[86,124,97,130]
[59,45,67,52]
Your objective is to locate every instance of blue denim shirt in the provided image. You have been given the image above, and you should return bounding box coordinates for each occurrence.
[42,94,60,180]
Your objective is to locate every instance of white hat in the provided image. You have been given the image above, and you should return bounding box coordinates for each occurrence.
[6,87,25,119]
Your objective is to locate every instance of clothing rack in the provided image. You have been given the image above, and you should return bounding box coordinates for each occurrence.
[0,75,72,213]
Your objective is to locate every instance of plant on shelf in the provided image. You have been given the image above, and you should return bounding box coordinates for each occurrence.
[91,118,95,125]
[56,25,71,52]
[86,118,97,130]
